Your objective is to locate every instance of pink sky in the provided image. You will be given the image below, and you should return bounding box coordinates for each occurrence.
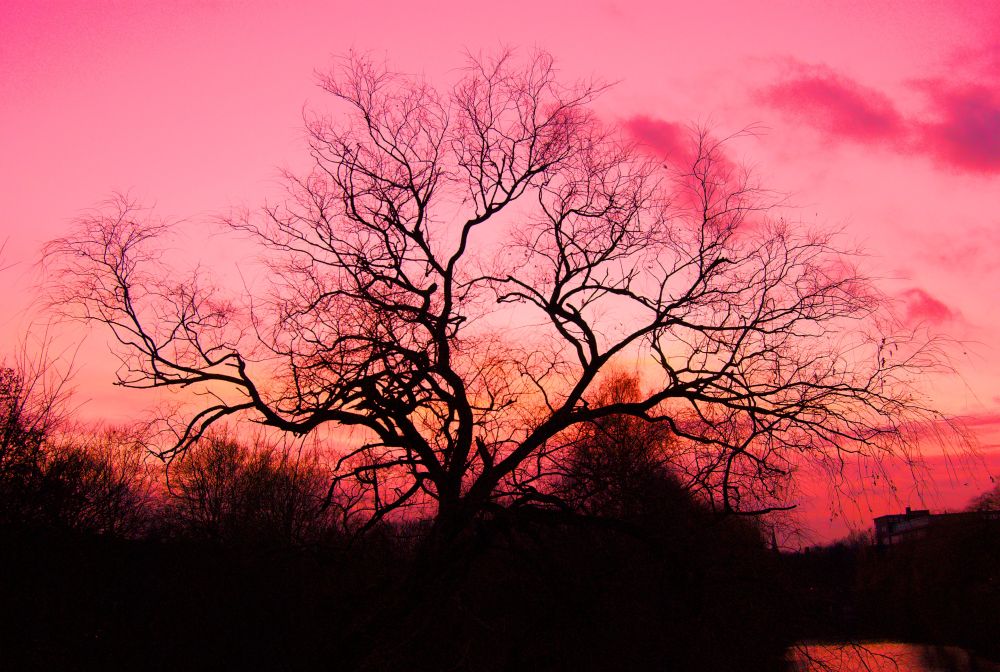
[2,0,999,541]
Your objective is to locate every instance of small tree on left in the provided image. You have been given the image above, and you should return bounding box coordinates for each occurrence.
[0,355,152,535]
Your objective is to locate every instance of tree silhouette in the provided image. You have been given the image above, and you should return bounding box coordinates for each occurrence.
[967,482,1000,512]
[0,355,152,534]
[0,346,74,527]
[554,372,682,521]
[48,49,941,545]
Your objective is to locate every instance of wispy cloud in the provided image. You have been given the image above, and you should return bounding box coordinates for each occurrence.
[915,223,1000,273]
[760,68,905,143]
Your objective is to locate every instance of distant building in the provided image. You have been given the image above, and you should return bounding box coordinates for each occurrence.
[874,506,1000,546]
[873,507,932,545]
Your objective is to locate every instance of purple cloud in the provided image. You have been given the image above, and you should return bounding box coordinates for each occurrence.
[760,63,1000,175]
[761,69,905,143]
[919,84,1000,173]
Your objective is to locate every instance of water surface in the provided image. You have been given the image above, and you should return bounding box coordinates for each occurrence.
[789,642,1000,672]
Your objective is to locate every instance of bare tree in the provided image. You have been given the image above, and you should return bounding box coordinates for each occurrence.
[46,49,943,545]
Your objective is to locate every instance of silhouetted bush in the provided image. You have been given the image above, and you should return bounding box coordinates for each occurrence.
[33,428,154,536]
[164,430,340,547]
[554,374,681,524]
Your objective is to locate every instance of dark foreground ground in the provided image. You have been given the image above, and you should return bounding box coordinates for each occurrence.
[6,517,1000,671]
[1,512,793,672]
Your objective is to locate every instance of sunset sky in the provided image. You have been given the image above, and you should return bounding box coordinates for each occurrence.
[2,0,999,541]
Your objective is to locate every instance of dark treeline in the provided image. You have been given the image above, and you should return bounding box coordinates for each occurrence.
[0,365,793,671]
[7,357,999,671]
[783,513,1000,664]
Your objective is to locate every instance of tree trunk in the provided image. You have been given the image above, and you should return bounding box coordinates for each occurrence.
[349,504,484,670]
